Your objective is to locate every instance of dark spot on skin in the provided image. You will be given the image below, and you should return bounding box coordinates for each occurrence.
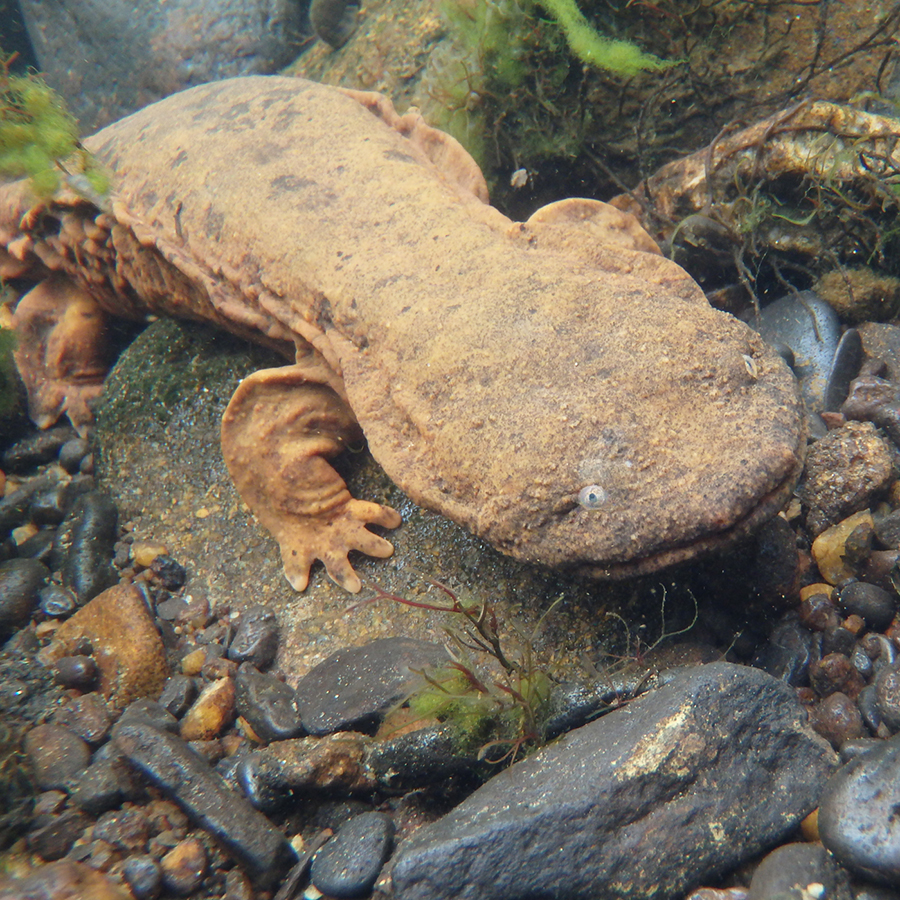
[270,174,315,192]
[251,144,288,168]
[221,101,253,121]
[312,293,334,330]
[269,110,298,133]
[384,149,416,164]
[374,274,404,290]
[204,209,225,240]
[172,150,189,168]
[267,174,337,207]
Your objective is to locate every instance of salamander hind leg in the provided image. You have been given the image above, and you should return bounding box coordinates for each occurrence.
[221,363,401,593]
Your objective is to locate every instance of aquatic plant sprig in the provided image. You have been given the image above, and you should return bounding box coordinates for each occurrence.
[0,54,109,201]
[420,0,676,176]
[367,579,558,763]
[535,0,673,77]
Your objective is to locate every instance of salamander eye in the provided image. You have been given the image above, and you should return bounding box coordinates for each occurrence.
[577,484,606,509]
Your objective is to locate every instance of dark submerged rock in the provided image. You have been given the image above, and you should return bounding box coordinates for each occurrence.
[1,426,76,472]
[390,663,836,900]
[875,663,900,732]
[858,683,883,733]
[58,438,91,474]
[310,811,394,898]
[116,698,179,734]
[821,623,857,658]
[38,584,77,618]
[17,0,307,131]
[0,473,56,541]
[837,581,898,631]
[0,557,48,629]
[148,554,186,591]
[234,665,304,743]
[751,615,817,686]
[70,743,142,815]
[236,732,374,811]
[52,691,112,744]
[52,655,98,691]
[157,675,198,719]
[745,842,851,900]
[808,692,866,749]
[753,290,842,417]
[819,732,900,883]
[310,0,359,48]
[227,606,279,670]
[801,421,893,536]
[27,809,91,861]
[366,724,483,792]
[14,528,56,564]
[122,855,163,900]
[114,721,295,886]
[23,723,91,791]
[30,481,79,526]
[295,637,450,736]
[58,492,119,604]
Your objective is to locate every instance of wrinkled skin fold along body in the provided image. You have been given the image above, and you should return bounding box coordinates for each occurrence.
[0,77,805,592]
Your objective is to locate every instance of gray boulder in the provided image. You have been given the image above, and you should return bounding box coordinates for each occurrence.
[391,662,837,900]
[19,0,307,130]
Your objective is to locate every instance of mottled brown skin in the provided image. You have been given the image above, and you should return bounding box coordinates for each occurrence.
[0,77,805,592]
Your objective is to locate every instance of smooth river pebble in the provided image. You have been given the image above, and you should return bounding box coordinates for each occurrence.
[819,731,900,883]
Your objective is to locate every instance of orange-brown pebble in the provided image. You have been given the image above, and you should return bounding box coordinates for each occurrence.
[799,583,834,603]
[221,732,245,757]
[800,807,820,842]
[180,648,206,676]
[132,540,169,568]
[0,859,133,900]
[811,510,874,585]
[179,677,236,741]
[887,618,900,643]
[37,584,169,709]
[237,715,264,744]
[34,620,60,640]
[160,838,207,896]
[889,480,900,505]
[12,522,38,545]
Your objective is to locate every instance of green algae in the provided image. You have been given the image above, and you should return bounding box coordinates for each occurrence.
[535,0,670,77]
[418,0,673,181]
[374,581,557,764]
[0,61,109,200]
[0,327,18,420]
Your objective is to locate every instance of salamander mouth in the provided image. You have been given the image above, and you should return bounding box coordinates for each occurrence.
[575,436,805,581]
